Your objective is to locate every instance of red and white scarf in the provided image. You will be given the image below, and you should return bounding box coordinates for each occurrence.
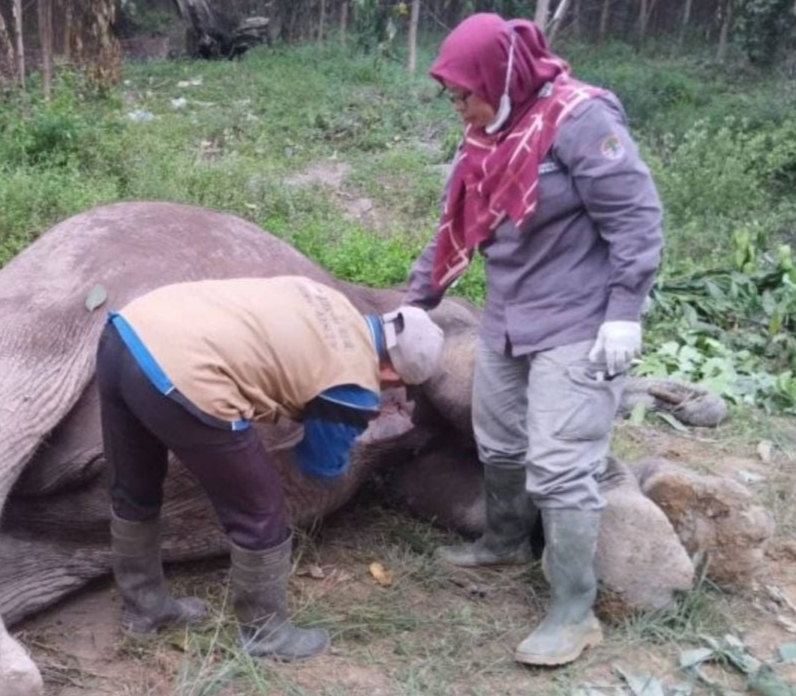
[432,75,602,290]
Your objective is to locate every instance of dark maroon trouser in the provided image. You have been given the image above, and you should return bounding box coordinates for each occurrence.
[96,324,288,550]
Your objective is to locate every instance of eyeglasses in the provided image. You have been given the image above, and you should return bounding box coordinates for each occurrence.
[439,86,471,106]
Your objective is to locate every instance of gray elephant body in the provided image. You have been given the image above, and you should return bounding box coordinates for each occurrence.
[0,202,697,696]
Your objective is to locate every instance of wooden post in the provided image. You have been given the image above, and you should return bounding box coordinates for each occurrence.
[12,0,24,88]
[408,0,420,72]
[38,0,53,98]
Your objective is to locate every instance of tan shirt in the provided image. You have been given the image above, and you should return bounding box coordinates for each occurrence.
[120,276,380,424]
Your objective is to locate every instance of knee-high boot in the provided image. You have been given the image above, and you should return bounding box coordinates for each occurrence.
[111,511,207,635]
[231,533,329,661]
[515,508,603,666]
[435,461,538,566]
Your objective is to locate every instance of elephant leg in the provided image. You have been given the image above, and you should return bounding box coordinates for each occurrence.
[382,440,487,536]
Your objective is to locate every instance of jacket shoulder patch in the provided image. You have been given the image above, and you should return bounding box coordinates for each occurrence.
[599,134,625,161]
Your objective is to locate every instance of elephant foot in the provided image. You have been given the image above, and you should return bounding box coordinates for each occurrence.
[634,457,774,588]
[0,628,44,696]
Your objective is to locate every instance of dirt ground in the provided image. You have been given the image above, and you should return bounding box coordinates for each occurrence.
[13,415,796,696]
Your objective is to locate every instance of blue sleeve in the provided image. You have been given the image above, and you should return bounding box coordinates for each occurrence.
[293,385,379,479]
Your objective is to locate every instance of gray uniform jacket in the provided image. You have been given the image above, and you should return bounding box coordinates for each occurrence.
[406,93,663,357]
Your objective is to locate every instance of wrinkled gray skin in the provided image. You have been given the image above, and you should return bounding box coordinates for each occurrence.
[0,202,698,695]
[0,202,487,695]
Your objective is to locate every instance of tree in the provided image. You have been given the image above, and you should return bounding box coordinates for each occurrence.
[319,0,327,40]
[535,0,551,31]
[408,0,420,71]
[599,0,611,42]
[69,0,121,88]
[735,0,796,66]
[679,0,694,47]
[12,0,23,87]
[716,0,732,62]
[38,0,53,98]
[0,8,14,82]
[340,0,348,44]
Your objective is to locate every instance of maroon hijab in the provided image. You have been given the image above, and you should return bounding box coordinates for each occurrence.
[429,14,603,290]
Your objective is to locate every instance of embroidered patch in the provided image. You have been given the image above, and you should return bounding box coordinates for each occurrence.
[600,134,625,161]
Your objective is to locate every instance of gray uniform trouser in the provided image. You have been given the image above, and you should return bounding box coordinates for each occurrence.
[472,338,626,511]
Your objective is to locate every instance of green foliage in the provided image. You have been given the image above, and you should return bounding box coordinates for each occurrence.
[645,115,796,265]
[1,41,795,417]
[639,234,796,414]
[734,0,796,67]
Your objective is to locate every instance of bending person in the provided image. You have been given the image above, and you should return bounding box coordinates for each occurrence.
[405,14,663,666]
[97,275,443,661]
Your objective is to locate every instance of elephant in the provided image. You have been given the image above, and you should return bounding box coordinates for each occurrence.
[0,201,752,696]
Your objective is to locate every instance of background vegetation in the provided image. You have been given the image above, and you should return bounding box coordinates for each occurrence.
[1,14,796,415]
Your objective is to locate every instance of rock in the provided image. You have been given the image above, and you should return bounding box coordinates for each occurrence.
[635,457,775,588]
[594,458,695,619]
[0,628,44,696]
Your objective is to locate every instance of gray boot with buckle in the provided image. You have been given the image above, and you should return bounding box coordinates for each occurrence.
[111,511,208,636]
[231,533,329,661]
[515,508,603,666]
[435,461,537,567]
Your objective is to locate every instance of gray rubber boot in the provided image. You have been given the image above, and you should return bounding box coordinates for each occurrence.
[515,509,603,666]
[231,533,330,661]
[111,512,208,636]
[435,461,536,567]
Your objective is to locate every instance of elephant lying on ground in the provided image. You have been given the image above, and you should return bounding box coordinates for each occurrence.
[0,202,762,696]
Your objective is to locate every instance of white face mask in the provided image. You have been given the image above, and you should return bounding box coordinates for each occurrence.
[485,31,516,135]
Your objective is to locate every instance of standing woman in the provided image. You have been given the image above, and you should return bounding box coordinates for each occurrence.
[405,14,663,666]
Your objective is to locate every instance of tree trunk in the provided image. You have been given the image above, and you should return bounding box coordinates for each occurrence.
[678,0,693,47]
[639,0,649,44]
[547,0,572,44]
[68,0,121,88]
[408,0,420,72]
[319,0,326,41]
[572,0,582,38]
[716,0,731,62]
[340,0,347,45]
[0,9,15,82]
[535,0,551,32]
[599,0,611,43]
[62,0,73,62]
[12,0,23,88]
[38,0,54,99]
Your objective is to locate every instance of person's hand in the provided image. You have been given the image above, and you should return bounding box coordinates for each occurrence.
[588,321,641,376]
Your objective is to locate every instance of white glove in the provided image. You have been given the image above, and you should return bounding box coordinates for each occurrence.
[588,321,641,376]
